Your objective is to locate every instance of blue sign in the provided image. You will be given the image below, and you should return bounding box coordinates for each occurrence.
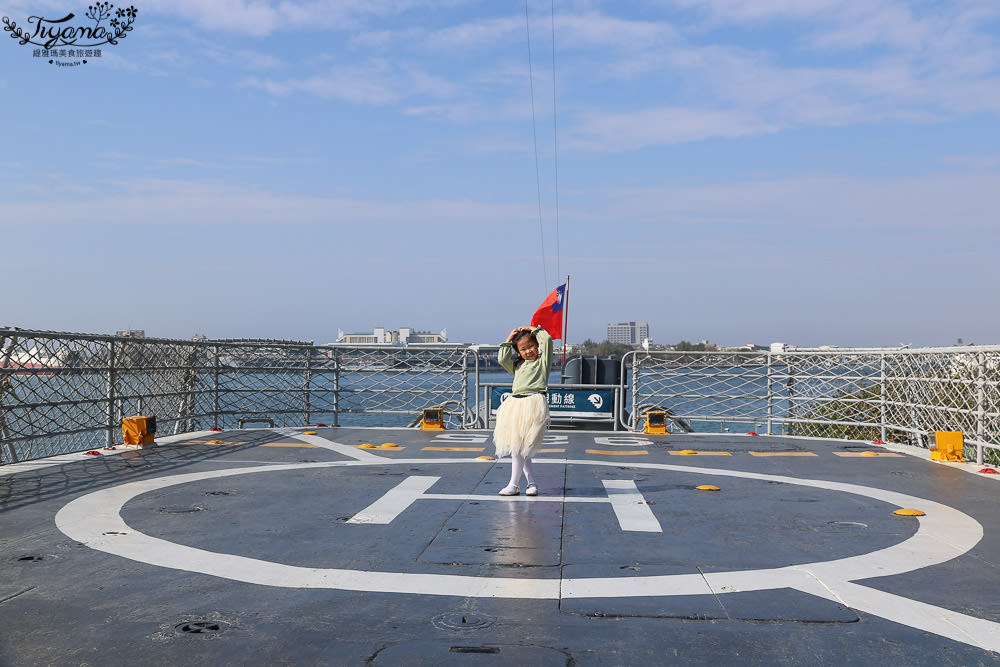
[490,388,614,419]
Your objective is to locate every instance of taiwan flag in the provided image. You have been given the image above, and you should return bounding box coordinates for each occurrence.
[531,283,565,340]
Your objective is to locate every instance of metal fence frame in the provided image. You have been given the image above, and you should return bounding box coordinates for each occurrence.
[3,328,1000,465]
[622,347,1000,465]
[0,329,473,462]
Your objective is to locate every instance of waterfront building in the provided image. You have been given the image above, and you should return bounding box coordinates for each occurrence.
[335,327,447,346]
[606,321,649,346]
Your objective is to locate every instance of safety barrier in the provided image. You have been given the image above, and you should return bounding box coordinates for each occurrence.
[0,329,472,462]
[623,348,1000,465]
[3,328,999,465]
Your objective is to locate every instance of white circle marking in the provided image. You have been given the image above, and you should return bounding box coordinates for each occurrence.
[55,458,983,599]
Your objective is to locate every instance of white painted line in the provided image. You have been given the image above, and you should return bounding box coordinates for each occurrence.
[421,494,606,504]
[53,457,1000,652]
[800,578,1000,653]
[348,476,440,524]
[271,428,383,461]
[348,476,651,529]
[593,436,652,447]
[602,479,662,532]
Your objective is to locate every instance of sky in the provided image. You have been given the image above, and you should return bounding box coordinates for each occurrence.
[1,0,999,347]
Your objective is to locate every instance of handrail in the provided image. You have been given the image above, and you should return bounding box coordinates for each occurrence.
[2,328,998,465]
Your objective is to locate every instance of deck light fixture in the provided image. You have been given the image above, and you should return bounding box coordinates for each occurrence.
[643,410,668,435]
[420,408,446,430]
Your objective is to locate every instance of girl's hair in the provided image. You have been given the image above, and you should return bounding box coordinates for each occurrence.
[511,329,536,363]
[511,329,536,348]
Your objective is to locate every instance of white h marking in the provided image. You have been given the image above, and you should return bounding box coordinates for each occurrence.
[602,480,662,532]
[347,476,441,524]
[347,476,662,533]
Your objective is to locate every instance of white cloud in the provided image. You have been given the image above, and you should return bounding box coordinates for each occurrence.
[242,60,400,103]
[597,172,1000,232]
[0,177,533,226]
[136,0,473,35]
[568,107,780,152]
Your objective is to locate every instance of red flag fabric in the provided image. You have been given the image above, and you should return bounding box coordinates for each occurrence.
[531,283,566,340]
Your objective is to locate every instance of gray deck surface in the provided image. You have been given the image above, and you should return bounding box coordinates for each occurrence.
[2,427,999,665]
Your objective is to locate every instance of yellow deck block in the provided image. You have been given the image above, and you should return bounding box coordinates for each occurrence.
[931,431,965,461]
[894,508,926,516]
[122,415,155,446]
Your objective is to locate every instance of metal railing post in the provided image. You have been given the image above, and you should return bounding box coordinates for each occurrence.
[471,348,481,428]
[461,349,470,428]
[213,345,221,429]
[630,353,640,431]
[976,351,986,464]
[786,359,795,437]
[766,352,773,436]
[333,349,340,428]
[880,353,887,443]
[0,333,19,463]
[304,347,313,426]
[106,340,117,448]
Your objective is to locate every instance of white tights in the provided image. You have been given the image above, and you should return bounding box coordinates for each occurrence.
[507,453,535,489]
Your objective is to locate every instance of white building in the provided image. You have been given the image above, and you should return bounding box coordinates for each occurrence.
[606,321,649,346]
[335,327,447,345]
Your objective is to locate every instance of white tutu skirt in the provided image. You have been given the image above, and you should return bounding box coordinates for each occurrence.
[493,392,549,458]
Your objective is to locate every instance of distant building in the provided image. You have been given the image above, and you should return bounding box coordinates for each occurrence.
[606,321,649,346]
[116,329,145,338]
[335,327,448,345]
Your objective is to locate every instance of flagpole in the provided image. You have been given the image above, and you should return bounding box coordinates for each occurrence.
[562,274,569,366]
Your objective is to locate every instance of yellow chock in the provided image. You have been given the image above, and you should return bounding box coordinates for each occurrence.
[357,443,377,449]
[419,408,446,431]
[380,443,400,448]
[643,411,669,435]
[893,508,926,516]
[476,455,495,461]
[303,431,317,435]
[677,449,698,455]
[206,440,224,445]
[861,451,879,457]
[696,485,720,491]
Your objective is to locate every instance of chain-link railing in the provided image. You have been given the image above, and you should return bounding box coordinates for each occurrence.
[4,328,1000,465]
[623,347,1000,464]
[0,329,472,463]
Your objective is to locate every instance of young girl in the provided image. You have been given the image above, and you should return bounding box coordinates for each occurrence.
[494,324,553,496]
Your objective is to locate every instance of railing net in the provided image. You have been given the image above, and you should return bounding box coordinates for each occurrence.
[625,349,1000,462]
[4,328,999,465]
[1,330,470,462]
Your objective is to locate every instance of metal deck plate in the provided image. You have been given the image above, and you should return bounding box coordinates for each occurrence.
[2,428,999,664]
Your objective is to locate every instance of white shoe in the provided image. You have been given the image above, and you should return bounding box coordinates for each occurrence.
[525,483,538,496]
[498,485,519,496]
